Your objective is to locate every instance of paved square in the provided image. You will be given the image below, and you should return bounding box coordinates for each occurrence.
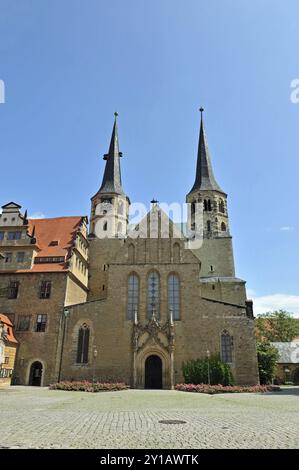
[1,386,299,449]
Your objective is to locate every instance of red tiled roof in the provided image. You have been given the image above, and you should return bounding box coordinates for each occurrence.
[0,216,84,274]
[28,216,82,257]
[27,216,84,272]
[0,313,18,344]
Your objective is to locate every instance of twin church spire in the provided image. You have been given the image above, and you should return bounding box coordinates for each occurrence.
[188,108,224,195]
[98,108,224,200]
[91,109,227,238]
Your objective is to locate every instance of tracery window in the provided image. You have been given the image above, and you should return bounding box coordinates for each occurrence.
[221,331,233,363]
[168,274,180,320]
[76,324,90,364]
[127,274,139,320]
[147,271,160,319]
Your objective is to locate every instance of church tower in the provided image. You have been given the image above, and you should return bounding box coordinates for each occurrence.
[186,109,247,305]
[89,113,130,238]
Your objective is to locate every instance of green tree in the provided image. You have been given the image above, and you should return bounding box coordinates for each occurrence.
[255,310,299,342]
[256,342,279,384]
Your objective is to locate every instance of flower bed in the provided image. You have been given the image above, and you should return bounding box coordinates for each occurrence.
[175,383,281,394]
[49,381,129,392]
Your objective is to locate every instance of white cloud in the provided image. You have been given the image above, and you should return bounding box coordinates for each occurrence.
[250,293,299,317]
[29,212,45,219]
[280,226,294,231]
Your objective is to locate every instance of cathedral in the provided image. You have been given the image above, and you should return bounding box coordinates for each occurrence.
[0,111,259,388]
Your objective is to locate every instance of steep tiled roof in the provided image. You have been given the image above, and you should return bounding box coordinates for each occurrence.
[0,216,84,273]
[27,216,83,272]
[0,313,18,344]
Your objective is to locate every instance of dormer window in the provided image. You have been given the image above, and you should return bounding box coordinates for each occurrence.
[49,240,59,246]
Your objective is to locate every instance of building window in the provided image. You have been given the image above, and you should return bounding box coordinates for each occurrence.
[0,232,4,240]
[221,331,233,363]
[168,274,180,320]
[34,256,65,264]
[8,281,19,299]
[76,324,90,364]
[17,252,25,263]
[208,199,212,211]
[4,357,9,364]
[103,221,108,232]
[17,315,31,331]
[39,281,51,299]
[127,274,139,320]
[147,271,160,319]
[207,220,211,232]
[35,314,47,332]
[4,252,12,263]
[221,222,226,231]
[7,231,21,240]
[219,199,225,213]
[204,200,208,211]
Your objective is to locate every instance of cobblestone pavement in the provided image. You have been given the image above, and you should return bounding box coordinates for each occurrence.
[0,386,299,449]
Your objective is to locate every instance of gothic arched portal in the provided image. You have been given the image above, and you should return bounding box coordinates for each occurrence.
[144,355,162,389]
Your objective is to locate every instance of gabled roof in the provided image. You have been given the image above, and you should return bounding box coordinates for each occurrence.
[272,341,299,364]
[1,202,22,209]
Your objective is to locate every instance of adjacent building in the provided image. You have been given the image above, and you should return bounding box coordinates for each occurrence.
[0,314,18,385]
[273,340,299,385]
[0,208,88,385]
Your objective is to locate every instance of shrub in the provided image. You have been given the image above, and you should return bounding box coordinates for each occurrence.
[256,341,279,385]
[175,383,281,394]
[49,381,129,392]
[182,355,234,386]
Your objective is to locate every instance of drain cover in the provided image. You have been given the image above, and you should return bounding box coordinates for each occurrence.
[159,419,186,425]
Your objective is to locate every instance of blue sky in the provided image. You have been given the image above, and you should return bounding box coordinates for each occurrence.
[0,1,298,314]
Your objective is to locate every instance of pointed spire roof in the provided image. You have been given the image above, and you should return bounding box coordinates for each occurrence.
[98,112,126,196]
[188,108,224,195]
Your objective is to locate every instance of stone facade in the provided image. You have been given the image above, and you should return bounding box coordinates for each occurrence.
[0,112,260,387]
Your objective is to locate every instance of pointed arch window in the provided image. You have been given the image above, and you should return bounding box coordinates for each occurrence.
[221,222,226,232]
[219,199,225,213]
[207,199,212,211]
[168,274,180,320]
[127,274,139,320]
[147,271,160,319]
[221,330,233,363]
[76,324,90,364]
